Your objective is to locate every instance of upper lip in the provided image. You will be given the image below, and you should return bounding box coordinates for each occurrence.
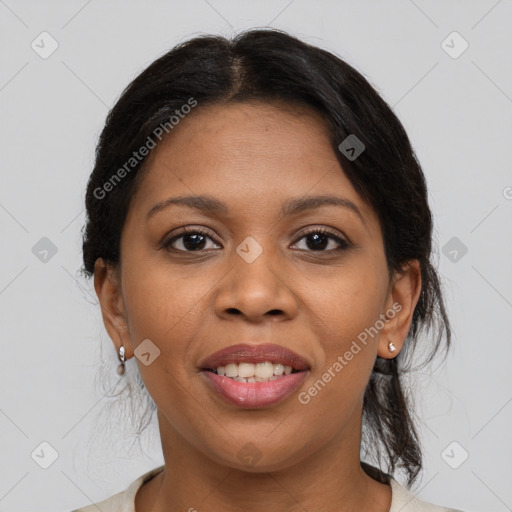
[199,343,310,371]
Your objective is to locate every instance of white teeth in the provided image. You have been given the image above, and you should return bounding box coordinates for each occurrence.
[213,361,298,381]
[255,361,274,379]
[273,363,284,375]
[225,363,238,378]
[238,362,255,378]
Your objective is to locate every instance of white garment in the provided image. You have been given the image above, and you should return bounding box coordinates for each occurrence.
[72,465,464,512]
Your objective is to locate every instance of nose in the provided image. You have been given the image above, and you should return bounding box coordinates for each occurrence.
[213,242,299,323]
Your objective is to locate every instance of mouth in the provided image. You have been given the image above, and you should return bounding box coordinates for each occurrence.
[203,361,302,382]
[198,343,310,409]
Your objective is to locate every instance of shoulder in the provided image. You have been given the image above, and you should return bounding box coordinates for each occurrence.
[389,477,466,512]
[71,467,467,512]
[70,490,124,512]
[70,465,165,512]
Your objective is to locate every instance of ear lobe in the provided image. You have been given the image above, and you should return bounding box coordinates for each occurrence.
[93,258,132,357]
[377,259,422,359]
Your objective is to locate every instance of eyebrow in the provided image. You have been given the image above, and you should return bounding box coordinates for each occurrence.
[146,193,366,224]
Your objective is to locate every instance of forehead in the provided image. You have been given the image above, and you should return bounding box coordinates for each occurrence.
[128,101,376,228]
[142,100,335,180]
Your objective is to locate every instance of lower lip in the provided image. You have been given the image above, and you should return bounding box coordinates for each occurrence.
[201,370,309,409]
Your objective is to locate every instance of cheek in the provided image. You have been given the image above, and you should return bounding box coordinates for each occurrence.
[311,260,388,340]
[119,261,209,421]
[122,243,212,331]
[305,262,387,399]
[119,254,208,372]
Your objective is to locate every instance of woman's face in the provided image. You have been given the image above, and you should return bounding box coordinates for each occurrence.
[95,101,419,471]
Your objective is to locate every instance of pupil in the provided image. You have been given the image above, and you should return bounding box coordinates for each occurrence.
[184,234,205,251]
[182,233,329,251]
[307,233,328,250]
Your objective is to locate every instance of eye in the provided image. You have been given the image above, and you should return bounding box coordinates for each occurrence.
[162,226,350,254]
[292,227,350,253]
[162,227,221,252]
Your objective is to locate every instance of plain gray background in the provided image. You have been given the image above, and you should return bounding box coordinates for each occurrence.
[1,1,511,511]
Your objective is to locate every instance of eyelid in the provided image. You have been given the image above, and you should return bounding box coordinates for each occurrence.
[161,226,220,249]
[293,226,351,250]
[296,225,350,243]
[162,224,351,253]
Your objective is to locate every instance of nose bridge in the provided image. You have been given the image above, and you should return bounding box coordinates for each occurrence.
[215,233,297,320]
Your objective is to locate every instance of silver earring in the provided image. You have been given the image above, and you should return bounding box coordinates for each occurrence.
[388,342,397,353]
[117,345,126,375]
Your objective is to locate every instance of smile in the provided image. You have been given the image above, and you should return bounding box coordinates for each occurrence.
[207,361,296,382]
[199,343,310,409]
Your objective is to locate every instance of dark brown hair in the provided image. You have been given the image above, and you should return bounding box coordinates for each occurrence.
[81,28,451,487]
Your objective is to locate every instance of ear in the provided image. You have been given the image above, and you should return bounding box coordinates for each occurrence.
[93,258,133,359]
[377,259,422,359]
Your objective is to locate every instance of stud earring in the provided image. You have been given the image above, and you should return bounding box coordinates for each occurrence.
[388,342,397,353]
[117,345,126,375]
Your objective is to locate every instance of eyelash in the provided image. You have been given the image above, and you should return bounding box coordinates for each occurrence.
[161,226,351,254]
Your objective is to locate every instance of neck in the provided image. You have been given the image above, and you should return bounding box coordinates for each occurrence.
[135,409,392,512]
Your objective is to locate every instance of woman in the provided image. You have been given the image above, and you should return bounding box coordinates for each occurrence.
[75,28,466,512]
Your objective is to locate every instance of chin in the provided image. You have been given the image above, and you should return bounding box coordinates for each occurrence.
[205,441,309,474]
